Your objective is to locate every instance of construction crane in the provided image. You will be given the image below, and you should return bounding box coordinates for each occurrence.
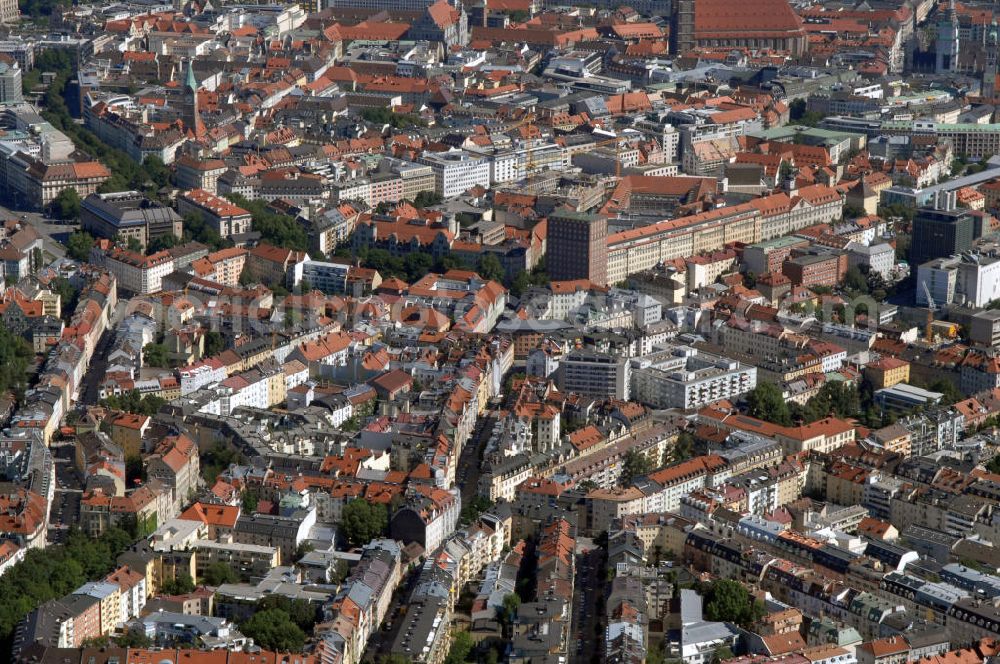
[504,115,627,185]
[921,279,937,342]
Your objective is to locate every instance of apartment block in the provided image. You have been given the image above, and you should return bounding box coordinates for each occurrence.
[631,346,757,410]
[177,189,253,237]
[560,351,631,400]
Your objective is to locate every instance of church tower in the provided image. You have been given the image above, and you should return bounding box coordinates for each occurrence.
[671,0,695,55]
[985,21,998,98]
[936,0,960,74]
[185,59,206,139]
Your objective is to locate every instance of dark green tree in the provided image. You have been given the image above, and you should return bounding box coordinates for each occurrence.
[19,0,73,19]
[225,194,308,252]
[459,495,494,525]
[203,330,225,356]
[797,382,861,422]
[200,441,242,483]
[703,579,766,629]
[114,630,153,648]
[181,212,226,250]
[787,99,824,126]
[201,562,239,586]
[52,188,81,220]
[413,191,443,208]
[240,609,306,652]
[712,646,736,664]
[789,98,806,120]
[331,559,350,583]
[879,203,915,222]
[438,253,462,271]
[501,593,520,622]
[929,378,962,405]
[143,343,170,368]
[745,382,791,425]
[143,155,171,188]
[445,631,474,664]
[147,234,181,254]
[620,449,656,486]
[0,527,134,660]
[360,107,425,129]
[646,642,667,664]
[101,390,144,413]
[842,205,866,220]
[242,490,259,513]
[256,595,318,632]
[159,573,196,595]
[478,253,505,283]
[667,431,696,465]
[340,499,389,547]
[510,261,550,296]
[139,395,166,415]
[0,327,35,398]
[843,266,869,294]
[52,277,78,320]
[66,231,94,262]
[404,252,435,283]
[511,270,531,297]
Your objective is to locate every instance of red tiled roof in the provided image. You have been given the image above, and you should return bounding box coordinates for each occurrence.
[179,502,240,528]
[694,0,803,34]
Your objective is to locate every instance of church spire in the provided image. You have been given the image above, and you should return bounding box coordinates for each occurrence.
[185,58,198,93]
[935,0,960,74]
[985,19,999,98]
[185,58,206,139]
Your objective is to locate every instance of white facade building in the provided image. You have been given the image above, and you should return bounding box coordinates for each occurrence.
[419,149,491,198]
[179,359,227,395]
[917,253,1000,308]
[526,348,560,378]
[631,346,757,410]
[847,242,895,280]
[300,260,350,294]
[487,143,567,183]
[100,249,174,295]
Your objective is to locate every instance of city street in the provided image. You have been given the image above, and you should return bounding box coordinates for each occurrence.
[364,405,499,662]
[572,546,606,664]
[456,408,496,507]
[364,565,420,661]
[78,327,114,406]
[0,201,71,261]
[47,442,83,545]
[78,299,127,407]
